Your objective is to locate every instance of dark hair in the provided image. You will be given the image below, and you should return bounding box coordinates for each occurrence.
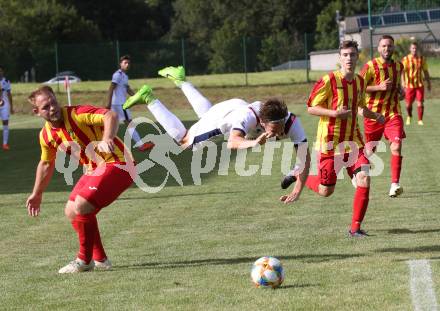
[119,55,131,63]
[339,40,359,53]
[28,86,56,105]
[410,41,419,47]
[260,98,288,123]
[379,35,394,43]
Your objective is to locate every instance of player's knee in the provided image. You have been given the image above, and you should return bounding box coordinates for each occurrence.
[64,202,76,220]
[356,172,370,188]
[390,142,402,154]
[74,196,96,215]
[319,186,334,197]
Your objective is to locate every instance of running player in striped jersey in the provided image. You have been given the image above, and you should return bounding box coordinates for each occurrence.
[360,35,405,197]
[401,41,431,125]
[123,66,311,204]
[26,86,135,273]
[306,40,385,237]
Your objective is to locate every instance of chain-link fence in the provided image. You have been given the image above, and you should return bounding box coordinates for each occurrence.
[14,34,316,84]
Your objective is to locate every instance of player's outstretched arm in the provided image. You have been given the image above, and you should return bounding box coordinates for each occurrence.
[280,146,311,204]
[227,130,269,150]
[26,160,55,217]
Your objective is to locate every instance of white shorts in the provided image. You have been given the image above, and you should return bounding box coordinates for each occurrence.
[0,103,10,121]
[187,99,248,149]
[111,105,132,123]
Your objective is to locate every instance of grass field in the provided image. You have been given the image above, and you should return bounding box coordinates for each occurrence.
[1,75,440,310]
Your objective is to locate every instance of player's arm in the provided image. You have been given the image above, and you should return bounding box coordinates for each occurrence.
[280,144,311,204]
[26,160,55,217]
[227,130,270,150]
[358,106,385,124]
[307,105,351,119]
[97,110,119,153]
[424,69,431,91]
[127,85,135,96]
[7,90,13,114]
[365,79,392,93]
[107,82,117,109]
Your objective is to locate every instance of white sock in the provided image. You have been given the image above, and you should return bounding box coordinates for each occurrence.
[2,125,9,145]
[148,99,186,142]
[128,127,142,147]
[181,82,212,119]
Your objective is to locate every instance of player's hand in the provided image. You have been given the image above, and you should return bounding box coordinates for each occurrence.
[375,113,385,124]
[97,139,115,153]
[378,78,392,91]
[279,190,300,204]
[334,109,352,119]
[255,132,270,146]
[26,193,42,217]
[0,99,3,107]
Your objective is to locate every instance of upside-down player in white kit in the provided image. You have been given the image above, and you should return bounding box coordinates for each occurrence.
[123,66,311,203]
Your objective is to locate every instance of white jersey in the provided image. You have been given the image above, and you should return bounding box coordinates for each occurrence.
[0,78,11,120]
[188,99,307,147]
[111,69,129,106]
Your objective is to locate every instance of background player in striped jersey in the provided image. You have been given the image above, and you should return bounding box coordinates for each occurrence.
[0,65,13,150]
[107,55,153,151]
[306,40,384,237]
[26,86,135,273]
[123,66,311,204]
[360,35,405,198]
[401,41,431,125]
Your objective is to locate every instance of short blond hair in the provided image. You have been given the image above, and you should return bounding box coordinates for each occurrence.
[28,86,56,106]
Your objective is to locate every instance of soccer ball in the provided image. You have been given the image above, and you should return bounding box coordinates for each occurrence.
[251,256,284,288]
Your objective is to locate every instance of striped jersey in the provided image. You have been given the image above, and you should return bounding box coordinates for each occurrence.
[401,54,428,89]
[307,71,365,155]
[360,57,403,119]
[39,105,132,170]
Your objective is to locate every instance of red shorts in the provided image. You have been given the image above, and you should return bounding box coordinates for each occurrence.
[318,149,370,186]
[364,115,406,145]
[69,163,134,210]
[405,87,424,104]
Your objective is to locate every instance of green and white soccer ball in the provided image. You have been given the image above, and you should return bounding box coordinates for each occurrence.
[251,256,284,288]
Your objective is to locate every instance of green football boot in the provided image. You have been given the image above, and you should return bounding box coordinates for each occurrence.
[158,66,186,87]
[123,85,156,109]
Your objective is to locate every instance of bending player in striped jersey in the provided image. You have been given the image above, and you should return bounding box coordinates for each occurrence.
[26,86,135,273]
[401,41,431,125]
[306,40,385,237]
[123,66,311,204]
[360,35,405,197]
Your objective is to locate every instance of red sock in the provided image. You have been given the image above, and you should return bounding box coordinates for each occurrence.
[406,103,413,117]
[417,105,424,121]
[306,175,320,194]
[71,214,98,263]
[391,155,403,184]
[351,186,370,232]
[91,216,107,262]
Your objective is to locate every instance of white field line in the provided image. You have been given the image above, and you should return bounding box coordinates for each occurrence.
[408,260,438,311]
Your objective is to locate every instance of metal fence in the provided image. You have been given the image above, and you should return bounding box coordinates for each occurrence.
[16,34,315,84]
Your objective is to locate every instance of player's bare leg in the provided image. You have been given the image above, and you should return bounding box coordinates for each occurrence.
[417,101,424,125]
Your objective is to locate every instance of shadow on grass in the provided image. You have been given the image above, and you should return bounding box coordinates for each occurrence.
[0,121,246,195]
[384,228,440,234]
[115,253,364,271]
[278,283,318,289]
[375,245,440,253]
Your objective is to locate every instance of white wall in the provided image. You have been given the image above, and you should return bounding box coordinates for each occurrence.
[310,51,339,71]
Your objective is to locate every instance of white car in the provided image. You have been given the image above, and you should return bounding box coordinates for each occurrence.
[45,73,81,84]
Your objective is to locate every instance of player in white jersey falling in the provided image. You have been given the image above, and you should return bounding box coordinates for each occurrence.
[123,66,311,203]
[0,65,13,150]
[107,55,154,151]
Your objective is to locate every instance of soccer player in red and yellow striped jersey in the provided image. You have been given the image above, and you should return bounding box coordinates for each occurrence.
[26,86,135,273]
[401,41,431,125]
[306,40,384,237]
[360,35,405,198]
